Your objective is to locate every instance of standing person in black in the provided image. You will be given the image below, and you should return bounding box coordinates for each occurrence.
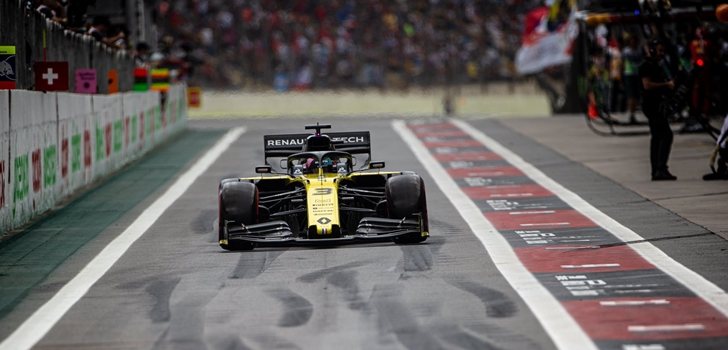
[640,39,677,181]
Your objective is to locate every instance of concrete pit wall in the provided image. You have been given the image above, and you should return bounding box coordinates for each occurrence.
[0,85,187,235]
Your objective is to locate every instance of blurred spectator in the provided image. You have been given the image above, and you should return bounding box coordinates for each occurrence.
[36,0,65,22]
[689,26,714,119]
[87,16,126,48]
[107,25,129,50]
[66,0,95,29]
[87,16,109,41]
[622,33,643,123]
[134,42,151,68]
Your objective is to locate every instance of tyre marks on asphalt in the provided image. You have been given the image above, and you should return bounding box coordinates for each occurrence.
[447,280,517,319]
[146,278,182,323]
[190,209,216,234]
[266,288,314,328]
[153,276,219,350]
[399,120,728,349]
[295,261,369,283]
[443,330,501,350]
[369,284,443,350]
[400,245,434,272]
[326,270,365,310]
[229,250,287,280]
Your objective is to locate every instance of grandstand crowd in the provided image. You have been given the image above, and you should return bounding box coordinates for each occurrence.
[155,0,541,90]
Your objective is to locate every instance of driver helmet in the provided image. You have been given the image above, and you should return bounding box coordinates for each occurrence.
[302,157,317,173]
[321,157,339,172]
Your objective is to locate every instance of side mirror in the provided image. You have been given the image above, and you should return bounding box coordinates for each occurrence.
[369,161,385,169]
[255,165,272,174]
[279,159,288,169]
[352,157,357,166]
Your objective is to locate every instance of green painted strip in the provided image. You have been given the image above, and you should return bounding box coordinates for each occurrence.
[43,146,57,188]
[13,155,29,202]
[0,129,223,319]
[71,134,81,173]
[113,120,123,153]
[95,126,104,161]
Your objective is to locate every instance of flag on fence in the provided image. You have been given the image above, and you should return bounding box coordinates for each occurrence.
[0,46,17,90]
[107,69,119,93]
[151,69,170,92]
[188,87,201,108]
[133,68,149,91]
[34,61,69,91]
[75,68,97,94]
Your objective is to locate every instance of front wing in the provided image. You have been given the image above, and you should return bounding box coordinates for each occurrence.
[226,216,425,247]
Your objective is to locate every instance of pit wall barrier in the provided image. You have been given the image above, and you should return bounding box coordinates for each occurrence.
[0,84,187,234]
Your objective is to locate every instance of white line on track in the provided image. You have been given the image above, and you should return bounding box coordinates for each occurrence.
[448,119,728,318]
[392,120,597,350]
[509,210,556,215]
[600,299,670,307]
[561,263,621,269]
[628,324,705,332]
[519,222,570,227]
[0,127,246,350]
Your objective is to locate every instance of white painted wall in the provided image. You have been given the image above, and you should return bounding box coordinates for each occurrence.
[0,85,187,234]
[0,91,9,231]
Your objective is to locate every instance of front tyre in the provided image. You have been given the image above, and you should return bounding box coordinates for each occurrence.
[385,174,429,244]
[218,179,257,251]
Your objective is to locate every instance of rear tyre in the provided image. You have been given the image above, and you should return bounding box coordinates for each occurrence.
[218,179,257,251]
[385,174,428,244]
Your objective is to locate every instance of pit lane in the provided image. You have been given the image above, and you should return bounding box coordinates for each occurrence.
[2,117,728,350]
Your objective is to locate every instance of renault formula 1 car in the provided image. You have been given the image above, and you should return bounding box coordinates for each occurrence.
[217,124,429,251]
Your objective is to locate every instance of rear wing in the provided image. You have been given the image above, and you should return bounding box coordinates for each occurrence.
[264,131,372,163]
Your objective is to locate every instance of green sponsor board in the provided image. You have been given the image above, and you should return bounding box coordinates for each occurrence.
[13,155,29,201]
[43,145,57,187]
[71,134,82,172]
[113,120,123,153]
[95,126,104,161]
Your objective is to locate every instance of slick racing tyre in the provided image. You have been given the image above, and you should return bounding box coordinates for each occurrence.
[385,174,428,244]
[218,179,257,251]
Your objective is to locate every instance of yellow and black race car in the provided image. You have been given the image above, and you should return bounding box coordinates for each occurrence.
[217,124,429,251]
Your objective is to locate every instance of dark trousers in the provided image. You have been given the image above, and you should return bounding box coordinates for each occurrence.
[718,147,728,174]
[643,102,673,174]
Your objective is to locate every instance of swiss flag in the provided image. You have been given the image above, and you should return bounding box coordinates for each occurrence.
[34,61,69,91]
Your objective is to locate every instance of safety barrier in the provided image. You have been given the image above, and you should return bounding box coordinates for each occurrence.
[0,85,187,234]
[0,1,135,92]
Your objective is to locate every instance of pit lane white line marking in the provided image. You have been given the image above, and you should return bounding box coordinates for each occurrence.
[509,210,556,215]
[490,193,534,197]
[393,120,597,350]
[519,222,570,227]
[0,127,246,350]
[600,300,670,307]
[628,324,705,332]
[545,247,600,250]
[623,345,665,350]
[561,263,621,269]
[449,119,728,319]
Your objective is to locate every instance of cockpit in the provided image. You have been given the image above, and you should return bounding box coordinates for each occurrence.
[287,152,354,176]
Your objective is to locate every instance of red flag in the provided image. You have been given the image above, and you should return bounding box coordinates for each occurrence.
[523,6,549,42]
[34,61,69,91]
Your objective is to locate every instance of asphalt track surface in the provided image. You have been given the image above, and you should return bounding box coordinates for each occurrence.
[1,117,728,350]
